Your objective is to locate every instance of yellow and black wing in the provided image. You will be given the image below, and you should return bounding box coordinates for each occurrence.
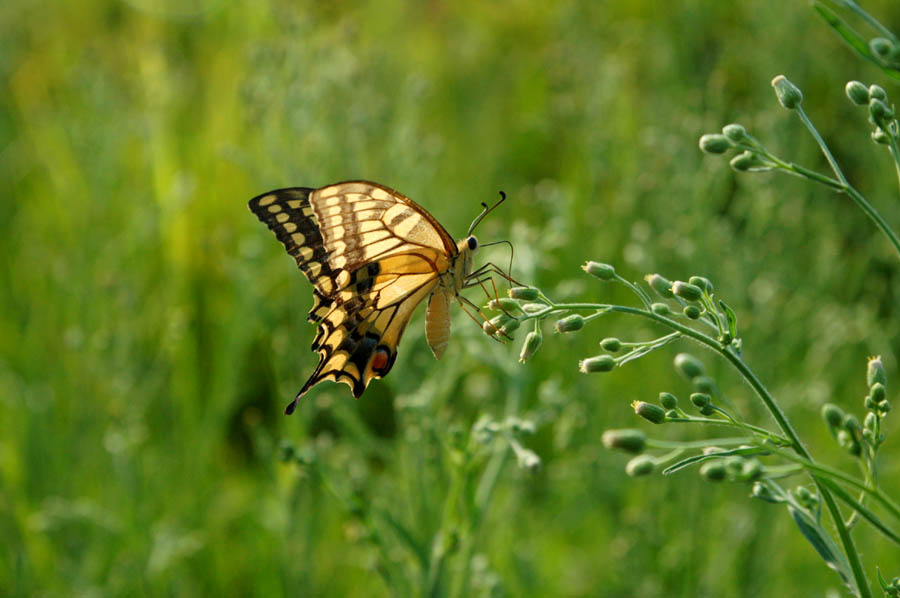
[248,181,458,414]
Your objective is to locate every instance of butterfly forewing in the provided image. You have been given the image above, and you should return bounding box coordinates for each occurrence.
[249,181,460,413]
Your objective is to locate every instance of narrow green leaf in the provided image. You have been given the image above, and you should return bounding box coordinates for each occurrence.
[816,477,900,546]
[662,446,764,476]
[719,300,738,339]
[813,1,900,80]
[876,567,889,591]
[787,503,857,592]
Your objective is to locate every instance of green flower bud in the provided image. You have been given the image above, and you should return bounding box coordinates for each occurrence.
[674,353,705,379]
[729,150,757,172]
[645,273,674,298]
[870,38,894,59]
[659,392,678,410]
[837,429,861,456]
[690,392,712,409]
[771,75,803,109]
[843,414,861,435]
[822,403,845,428]
[845,80,870,105]
[683,305,701,319]
[879,400,891,414]
[582,261,616,280]
[751,481,781,503]
[699,133,731,154]
[869,84,888,101]
[625,455,656,477]
[601,429,647,454]
[517,449,542,472]
[555,314,585,333]
[651,302,671,315]
[722,123,746,143]
[600,337,622,352]
[672,281,703,302]
[869,98,893,125]
[873,128,891,145]
[579,355,616,373]
[519,330,543,363]
[867,356,886,388]
[699,404,716,416]
[870,382,887,404]
[741,459,763,481]
[864,411,877,432]
[500,318,520,335]
[665,409,679,419]
[508,286,539,300]
[700,461,727,482]
[632,400,667,424]
[688,276,713,293]
[865,395,878,411]
[692,375,718,395]
[521,303,545,314]
[483,314,511,337]
[795,486,818,509]
[488,297,522,314]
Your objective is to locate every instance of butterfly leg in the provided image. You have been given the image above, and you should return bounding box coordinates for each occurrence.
[455,294,513,343]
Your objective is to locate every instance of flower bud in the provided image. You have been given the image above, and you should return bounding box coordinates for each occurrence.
[729,150,757,172]
[508,286,539,300]
[579,355,616,373]
[872,128,891,145]
[795,486,818,509]
[845,80,870,105]
[690,392,712,409]
[683,305,701,319]
[722,123,746,143]
[843,414,861,435]
[582,261,616,280]
[751,481,780,503]
[700,461,726,482]
[519,330,543,363]
[865,395,878,411]
[632,400,667,424]
[500,318,520,335]
[822,403,844,428]
[867,355,886,388]
[699,133,731,154]
[771,75,803,109]
[869,98,893,125]
[601,429,646,454]
[837,429,861,456]
[688,276,713,293]
[555,314,585,333]
[672,281,703,302]
[651,302,671,315]
[692,375,718,395]
[665,409,679,419]
[879,400,891,414]
[869,382,886,404]
[521,303,545,314]
[868,84,888,101]
[625,455,656,477]
[659,392,678,410]
[488,297,522,313]
[699,404,715,416]
[674,353,705,379]
[517,449,542,472]
[864,411,877,432]
[645,273,674,298]
[870,38,894,60]
[740,459,763,481]
[600,337,622,352]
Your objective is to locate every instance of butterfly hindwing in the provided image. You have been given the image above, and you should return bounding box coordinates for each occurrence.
[249,181,460,412]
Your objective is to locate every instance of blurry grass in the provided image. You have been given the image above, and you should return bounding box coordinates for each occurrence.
[2,0,900,595]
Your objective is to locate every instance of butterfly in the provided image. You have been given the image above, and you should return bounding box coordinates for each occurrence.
[248,180,508,414]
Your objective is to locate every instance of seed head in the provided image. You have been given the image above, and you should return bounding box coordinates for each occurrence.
[518,330,543,363]
[582,261,616,280]
[867,355,886,388]
[671,281,703,302]
[508,286,539,300]
[632,400,667,424]
[555,314,585,333]
[579,355,616,373]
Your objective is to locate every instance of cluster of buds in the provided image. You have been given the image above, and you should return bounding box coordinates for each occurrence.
[699,450,763,484]
[844,80,898,145]
[822,403,862,457]
[823,356,891,456]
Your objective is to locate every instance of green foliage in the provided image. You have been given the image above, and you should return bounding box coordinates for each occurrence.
[3,0,900,596]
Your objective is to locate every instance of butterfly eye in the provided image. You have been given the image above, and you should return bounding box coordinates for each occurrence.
[467,236,478,251]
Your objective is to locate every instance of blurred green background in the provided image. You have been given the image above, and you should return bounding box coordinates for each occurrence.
[3,0,900,596]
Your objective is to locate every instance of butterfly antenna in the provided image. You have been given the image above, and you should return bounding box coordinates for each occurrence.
[467,190,507,236]
[478,239,516,283]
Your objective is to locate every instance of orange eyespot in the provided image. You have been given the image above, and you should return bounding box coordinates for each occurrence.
[371,348,390,373]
